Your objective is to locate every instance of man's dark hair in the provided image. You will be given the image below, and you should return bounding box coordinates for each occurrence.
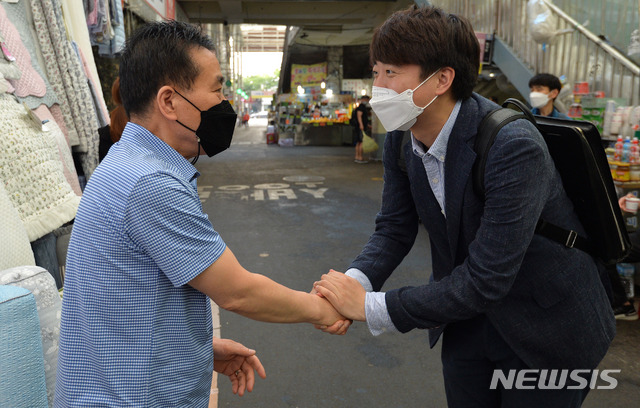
[528,73,563,96]
[119,20,216,117]
[369,5,479,100]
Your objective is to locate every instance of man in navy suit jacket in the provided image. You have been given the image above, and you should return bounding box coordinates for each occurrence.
[315,5,615,407]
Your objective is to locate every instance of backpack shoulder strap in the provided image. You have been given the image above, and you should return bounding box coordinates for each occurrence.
[472,108,529,198]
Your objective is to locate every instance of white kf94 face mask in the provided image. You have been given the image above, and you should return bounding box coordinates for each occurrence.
[370,69,441,132]
[529,91,550,109]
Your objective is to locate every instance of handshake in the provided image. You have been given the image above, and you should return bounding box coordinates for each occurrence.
[311,269,367,336]
[214,269,369,396]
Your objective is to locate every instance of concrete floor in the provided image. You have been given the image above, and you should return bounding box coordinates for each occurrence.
[201,122,640,407]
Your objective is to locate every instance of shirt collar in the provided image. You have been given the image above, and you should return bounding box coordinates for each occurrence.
[532,106,560,118]
[411,99,462,162]
[120,122,200,182]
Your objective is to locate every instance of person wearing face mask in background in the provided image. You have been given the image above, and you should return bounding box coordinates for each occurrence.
[56,21,348,408]
[352,95,371,163]
[314,5,614,407]
[528,73,570,119]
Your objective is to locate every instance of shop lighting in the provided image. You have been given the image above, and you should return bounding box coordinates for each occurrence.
[321,81,326,89]
[297,85,305,95]
[326,89,333,97]
[361,89,366,95]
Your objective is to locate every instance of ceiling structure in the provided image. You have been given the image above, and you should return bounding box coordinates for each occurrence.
[177,0,416,46]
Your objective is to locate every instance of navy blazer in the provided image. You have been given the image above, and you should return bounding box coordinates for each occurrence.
[350,93,615,370]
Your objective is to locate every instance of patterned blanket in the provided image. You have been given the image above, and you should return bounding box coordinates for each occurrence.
[0,93,79,241]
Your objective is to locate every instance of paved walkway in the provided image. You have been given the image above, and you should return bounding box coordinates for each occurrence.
[203,122,639,407]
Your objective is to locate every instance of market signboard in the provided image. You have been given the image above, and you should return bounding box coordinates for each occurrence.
[129,0,176,21]
[342,79,370,96]
[291,63,327,86]
[251,90,276,99]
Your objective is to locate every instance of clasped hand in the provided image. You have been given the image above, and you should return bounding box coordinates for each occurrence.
[312,269,366,334]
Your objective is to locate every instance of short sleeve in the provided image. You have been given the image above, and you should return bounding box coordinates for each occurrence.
[124,172,226,287]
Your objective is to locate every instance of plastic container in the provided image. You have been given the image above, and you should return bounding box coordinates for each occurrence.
[615,162,630,181]
[631,139,640,164]
[610,162,618,180]
[616,263,635,299]
[610,109,624,135]
[614,136,624,161]
[622,137,631,162]
[602,100,617,136]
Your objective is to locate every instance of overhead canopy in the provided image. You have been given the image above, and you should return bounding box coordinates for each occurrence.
[177,0,415,46]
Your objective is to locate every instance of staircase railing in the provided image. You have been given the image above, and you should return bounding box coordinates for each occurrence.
[434,0,640,106]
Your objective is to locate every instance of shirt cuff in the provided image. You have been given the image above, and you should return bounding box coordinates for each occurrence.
[345,268,373,292]
[345,268,399,336]
[365,292,399,336]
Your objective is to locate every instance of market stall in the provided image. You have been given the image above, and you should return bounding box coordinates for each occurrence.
[274,93,354,146]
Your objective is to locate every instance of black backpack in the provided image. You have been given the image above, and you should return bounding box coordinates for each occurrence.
[400,98,631,265]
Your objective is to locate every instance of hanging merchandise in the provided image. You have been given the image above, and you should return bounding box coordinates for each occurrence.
[71,42,109,128]
[0,182,36,271]
[527,0,573,45]
[30,0,100,178]
[59,0,110,126]
[0,35,21,82]
[0,94,80,242]
[0,2,83,195]
[0,76,8,93]
[0,29,44,100]
[88,0,126,57]
[0,3,59,109]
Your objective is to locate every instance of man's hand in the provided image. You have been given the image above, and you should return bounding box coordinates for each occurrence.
[213,337,266,396]
[310,286,352,335]
[619,193,638,213]
[314,269,366,321]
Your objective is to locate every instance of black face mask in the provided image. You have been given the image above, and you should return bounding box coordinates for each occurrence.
[174,90,237,164]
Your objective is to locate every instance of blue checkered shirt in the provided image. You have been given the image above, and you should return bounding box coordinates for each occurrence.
[56,123,226,407]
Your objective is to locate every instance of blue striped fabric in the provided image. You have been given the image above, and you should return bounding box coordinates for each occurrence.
[56,123,226,407]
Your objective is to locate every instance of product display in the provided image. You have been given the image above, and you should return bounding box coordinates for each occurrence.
[274,94,356,146]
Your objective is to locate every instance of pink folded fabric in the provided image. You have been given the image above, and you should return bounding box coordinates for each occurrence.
[0,6,46,98]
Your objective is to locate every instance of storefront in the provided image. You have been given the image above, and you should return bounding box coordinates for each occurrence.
[275,62,359,146]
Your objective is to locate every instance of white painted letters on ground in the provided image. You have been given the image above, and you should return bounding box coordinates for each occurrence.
[198,180,329,203]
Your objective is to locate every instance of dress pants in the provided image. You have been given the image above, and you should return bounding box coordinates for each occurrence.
[441,315,590,408]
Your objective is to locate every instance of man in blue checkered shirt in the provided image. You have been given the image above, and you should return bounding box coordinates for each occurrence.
[55,21,348,407]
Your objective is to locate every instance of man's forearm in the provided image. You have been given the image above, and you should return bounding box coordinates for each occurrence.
[189,248,340,326]
[222,272,333,325]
